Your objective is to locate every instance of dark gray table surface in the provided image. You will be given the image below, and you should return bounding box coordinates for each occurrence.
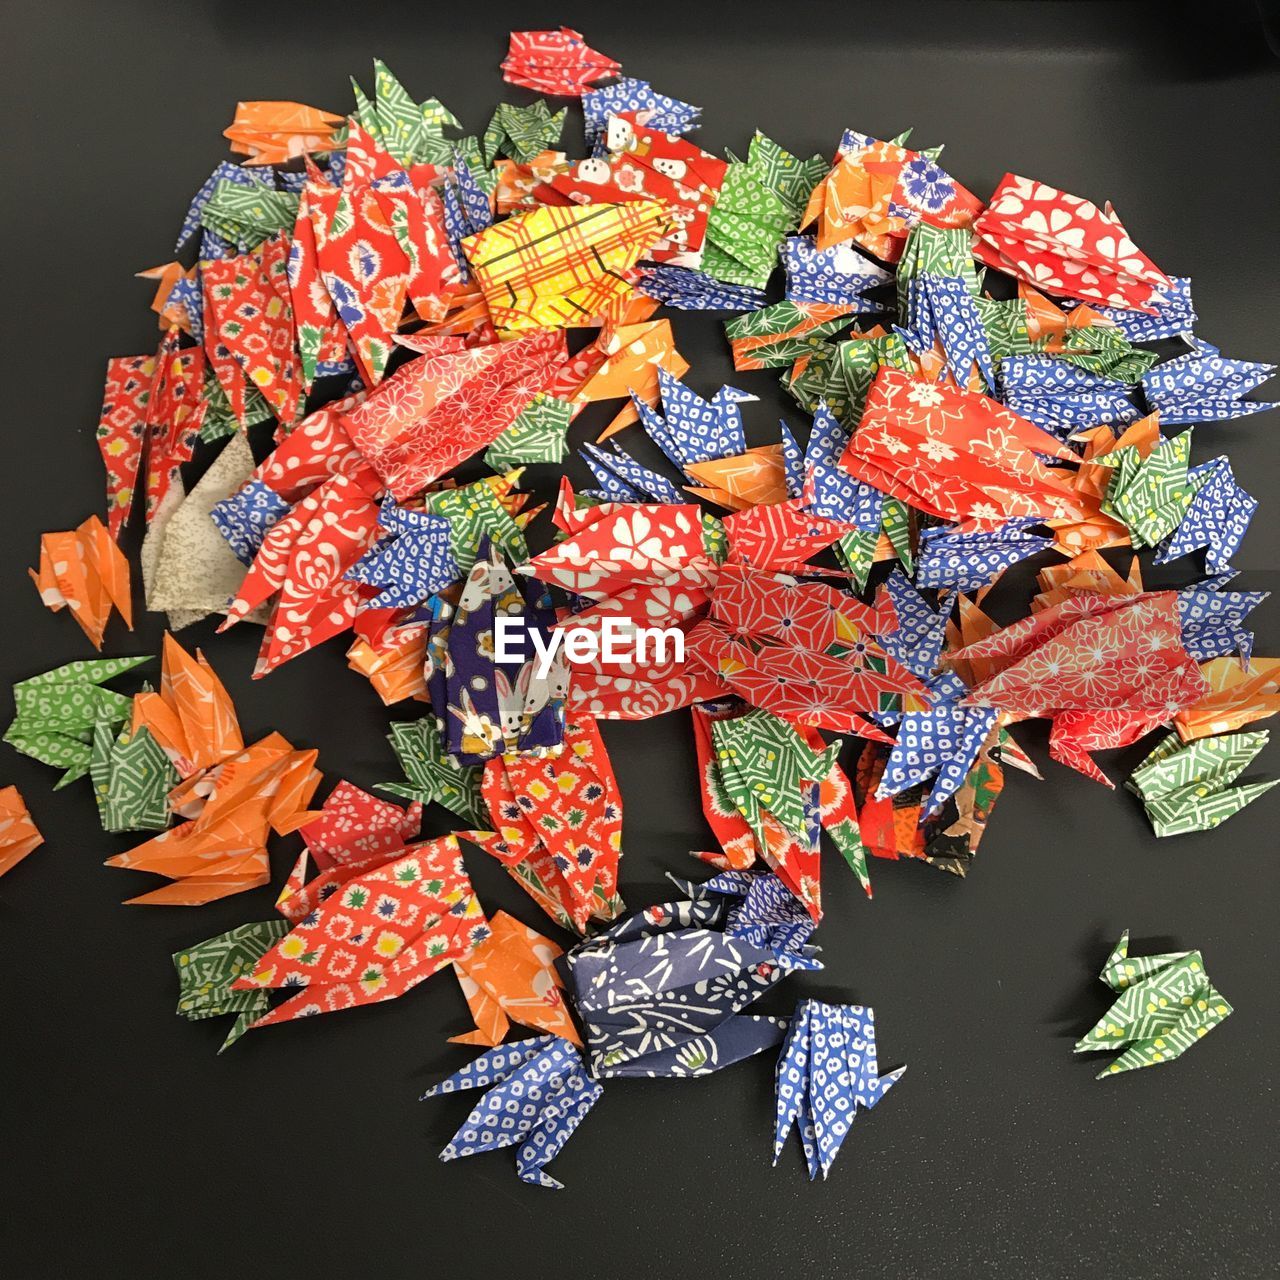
[2,3,1277,1277]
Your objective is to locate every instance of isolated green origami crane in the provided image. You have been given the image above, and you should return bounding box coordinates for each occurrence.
[1075,931,1232,1079]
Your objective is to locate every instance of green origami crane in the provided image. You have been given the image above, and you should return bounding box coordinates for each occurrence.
[5,656,150,788]
[377,718,487,827]
[723,299,853,370]
[727,132,827,222]
[484,394,572,469]
[483,101,566,165]
[422,474,528,576]
[1099,428,1205,548]
[1075,931,1232,1078]
[90,713,176,833]
[200,182,299,248]
[174,920,291,1052]
[702,138,798,290]
[1040,323,1158,383]
[1125,729,1277,837]
[351,59,463,166]
[786,330,915,423]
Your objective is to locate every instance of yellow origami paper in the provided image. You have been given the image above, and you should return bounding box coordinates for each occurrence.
[462,201,671,333]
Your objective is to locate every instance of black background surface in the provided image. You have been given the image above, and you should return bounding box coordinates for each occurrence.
[2,3,1278,1278]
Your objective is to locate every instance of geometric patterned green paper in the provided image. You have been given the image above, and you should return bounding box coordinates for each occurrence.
[1074,931,1232,1079]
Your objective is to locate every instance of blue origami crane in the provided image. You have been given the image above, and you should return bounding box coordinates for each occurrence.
[565,874,816,1078]
[781,235,890,309]
[1178,579,1269,665]
[774,999,905,1180]
[638,265,767,312]
[898,274,994,391]
[915,520,1051,593]
[421,1036,601,1190]
[801,400,883,526]
[999,355,1141,440]
[1079,276,1196,343]
[878,571,955,683]
[1141,343,1277,424]
[344,495,459,610]
[632,367,755,470]
[579,441,685,504]
[877,670,999,819]
[1154,456,1257,576]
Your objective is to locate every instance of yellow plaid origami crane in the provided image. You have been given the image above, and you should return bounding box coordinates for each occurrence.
[462,201,671,333]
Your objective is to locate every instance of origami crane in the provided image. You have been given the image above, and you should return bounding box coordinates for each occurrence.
[464,714,623,933]
[422,1035,602,1189]
[377,718,486,825]
[582,77,701,153]
[841,368,1088,530]
[233,834,486,1026]
[5,656,149,788]
[463,202,670,333]
[695,702,873,912]
[974,173,1172,310]
[1175,656,1280,741]
[31,515,132,648]
[952,591,1210,786]
[1125,730,1276,837]
[222,100,342,165]
[275,780,422,921]
[90,716,176,833]
[0,787,43,880]
[343,495,459,611]
[802,128,982,263]
[1154,456,1257,576]
[173,920,291,1052]
[450,910,580,1046]
[1141,346,1277,424]
[774,999,905,1179]
[1075,932,1232,1078]
[564,876,806,1077]
[501,28,620,96]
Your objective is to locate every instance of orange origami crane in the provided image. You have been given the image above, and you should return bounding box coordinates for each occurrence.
[684,444,789,510]
[106,635,322,904]
[0,786,43,880]
[223,101,343,165]
[559,316,689,440]
[462,201,671,333]
[1175,656,1280,742]
[451,911,580,1046]
[31,515,132,649]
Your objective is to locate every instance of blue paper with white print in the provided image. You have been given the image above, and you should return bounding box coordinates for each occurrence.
[915,521,1051,592]
[638,264,767,311]
[1141,346,1277,424]
[774,999,904,1180]
[421,1036,601,1190]
[1000,355,1141,440]
[1079,276,1197,342]
[1178,584,1268,665]
[579,441,686,504]
[781,236,890,308]
[1155,457,1257,576]
[209,477,290,565]
[176,162,271,253]
[633,367,753,469]
[582,77,701,153]
[879,571,953,681]
[344,495,459,610]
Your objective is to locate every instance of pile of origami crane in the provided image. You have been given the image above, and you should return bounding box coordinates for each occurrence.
[3,25,1274,1187]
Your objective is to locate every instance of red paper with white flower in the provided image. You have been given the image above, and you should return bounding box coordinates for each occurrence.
[953,592,1210,785]
[973,173,1171,312]
[841,368,1088,530]
[340,328,565,500]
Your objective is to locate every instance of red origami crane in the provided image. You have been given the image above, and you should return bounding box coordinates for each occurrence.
[973,173,1172,312]
[501,27,621,96]
[950,592,1210,786]
[841,368,1089,530]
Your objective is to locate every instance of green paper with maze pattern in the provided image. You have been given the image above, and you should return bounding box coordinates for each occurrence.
[90,716,176,833]
[1099,429,1205,548]
[1075,931,1232,1078]
[174,920,291,1052]
[377,718,487,826]
[1126,729,1277,836]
